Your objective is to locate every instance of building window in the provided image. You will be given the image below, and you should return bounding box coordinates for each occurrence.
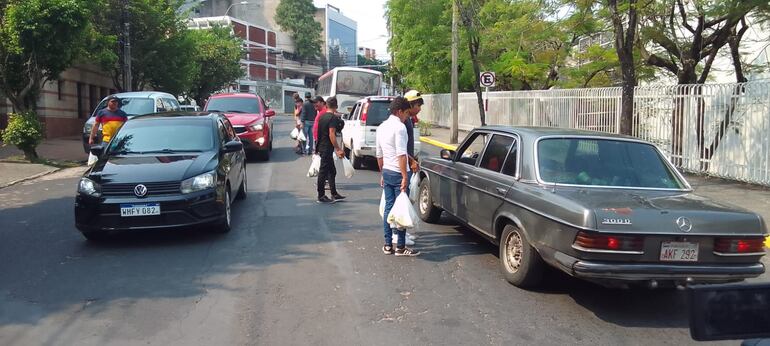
[57,80,64,100]
[77,82,84,118]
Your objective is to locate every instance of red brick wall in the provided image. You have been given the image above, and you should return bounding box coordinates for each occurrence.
[255,66,266,80]
[268,69,277,81]
[254,28,266,44]
[233,22,247,40]
[267,32,276,47]
[252,48,266,63]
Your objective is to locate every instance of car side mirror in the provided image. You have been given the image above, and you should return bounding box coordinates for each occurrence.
[440,149,456,160]
[265,109,276,117]
[223,140,243,153]
[89,144,105,156]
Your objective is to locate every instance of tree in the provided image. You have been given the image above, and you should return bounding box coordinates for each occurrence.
[276,0,323,63]
[603,0,644,135]
[0,0,94,112]
[186,27,244,106]
[93,0,197,95]
[455,0,486,125]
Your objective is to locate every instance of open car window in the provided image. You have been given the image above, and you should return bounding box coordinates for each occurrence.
[457,132,489,166]
[537,138,686,189]
[479,135,514,173]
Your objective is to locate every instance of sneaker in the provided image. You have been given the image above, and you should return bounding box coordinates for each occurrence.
[382,245,395,255]
[332,194,346,200]
[395,247,420,257]
[317,196,334,204]
[392,234,415,246]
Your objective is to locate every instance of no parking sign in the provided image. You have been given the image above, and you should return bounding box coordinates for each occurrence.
[480,71,496,88]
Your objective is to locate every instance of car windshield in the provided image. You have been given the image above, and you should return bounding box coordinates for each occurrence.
[205,97,259,114]
[107,119,214,154]
[537,138,686,189]
[364,101,391,126]
[94,98,155,116]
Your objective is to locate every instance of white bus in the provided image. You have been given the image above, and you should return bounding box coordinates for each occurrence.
[316,67,383,111]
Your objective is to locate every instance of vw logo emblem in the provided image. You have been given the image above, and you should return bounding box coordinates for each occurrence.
[675,217,692,233]
[134,184,148,197]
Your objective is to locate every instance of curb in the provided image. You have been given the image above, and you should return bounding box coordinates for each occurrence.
[419,137,458,151]
[0,166,61,189]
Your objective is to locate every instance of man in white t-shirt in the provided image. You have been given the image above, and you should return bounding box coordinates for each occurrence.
[376,97,420,257]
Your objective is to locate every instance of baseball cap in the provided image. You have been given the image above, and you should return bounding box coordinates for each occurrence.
[313,96,326,104]
[305,92,312,98]
[404,90,422,102]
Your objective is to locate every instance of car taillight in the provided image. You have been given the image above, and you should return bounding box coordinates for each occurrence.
[714,237,765,254]
[574,231,644,252]
[360,103,369,124]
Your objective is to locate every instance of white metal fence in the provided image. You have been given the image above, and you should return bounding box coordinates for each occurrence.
[420,81,770,186]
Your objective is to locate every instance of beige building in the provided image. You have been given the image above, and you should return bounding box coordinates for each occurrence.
[1,64,116,138]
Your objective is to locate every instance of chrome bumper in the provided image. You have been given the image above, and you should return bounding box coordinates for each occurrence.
[554,252,765,281]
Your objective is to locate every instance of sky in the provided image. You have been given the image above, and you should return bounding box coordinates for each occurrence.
[313,0,390,61]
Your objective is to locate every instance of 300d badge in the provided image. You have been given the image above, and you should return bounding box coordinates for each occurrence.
[602,218,632,225]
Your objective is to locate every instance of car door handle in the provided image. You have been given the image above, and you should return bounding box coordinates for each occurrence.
[495,187,507,195]
[459,175,469,182]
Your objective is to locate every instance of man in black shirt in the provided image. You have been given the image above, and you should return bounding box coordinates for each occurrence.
[300,92,316,154]
[315,96,346,203]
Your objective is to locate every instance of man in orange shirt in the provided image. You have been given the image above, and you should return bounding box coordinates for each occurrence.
[88,96,128,145]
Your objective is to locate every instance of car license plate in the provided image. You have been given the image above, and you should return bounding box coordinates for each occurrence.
[660,241,699,262]
[120,203,160,217]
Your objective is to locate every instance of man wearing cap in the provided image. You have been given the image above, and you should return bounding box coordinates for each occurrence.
[300,92,316,155]
[312,96,327,143]
[404,90,423,172]
[88,96,128,145]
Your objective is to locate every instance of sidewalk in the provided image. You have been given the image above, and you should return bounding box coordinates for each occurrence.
[0,136,85,188]
[419,126,770,248]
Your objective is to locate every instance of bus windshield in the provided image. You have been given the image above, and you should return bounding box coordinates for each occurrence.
[335,70,381,96]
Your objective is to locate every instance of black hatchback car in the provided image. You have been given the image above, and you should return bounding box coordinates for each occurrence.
[75,112,247,240]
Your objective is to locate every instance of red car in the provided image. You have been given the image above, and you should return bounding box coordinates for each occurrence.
[204,93,276,160]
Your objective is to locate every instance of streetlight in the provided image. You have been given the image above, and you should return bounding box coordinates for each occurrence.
[225,1,249,16]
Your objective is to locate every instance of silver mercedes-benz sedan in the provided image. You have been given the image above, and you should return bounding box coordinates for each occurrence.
[417,126,766,289]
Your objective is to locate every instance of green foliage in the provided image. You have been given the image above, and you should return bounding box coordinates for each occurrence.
[93,0,197,94]
[276,0,323,62]
[186,27,244,105]
[0,0,94,111]
[1,111,44,160]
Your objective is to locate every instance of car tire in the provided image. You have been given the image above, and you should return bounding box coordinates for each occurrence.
[213,189,232,233]
[417,177,442,223]
[499,225,544,288]
[255,149,269,161]
[350,141,363,169]
[81,231,108,242]
[236,169,247,200]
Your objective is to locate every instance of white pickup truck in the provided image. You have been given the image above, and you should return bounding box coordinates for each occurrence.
[341,96,421,169]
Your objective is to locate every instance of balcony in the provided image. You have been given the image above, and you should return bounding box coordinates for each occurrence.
[276,55,323,77]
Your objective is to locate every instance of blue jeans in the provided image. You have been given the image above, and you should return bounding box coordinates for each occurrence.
[302,122,314,154]
[382,169,412,248]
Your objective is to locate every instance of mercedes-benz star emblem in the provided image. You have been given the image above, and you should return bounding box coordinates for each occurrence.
[134,184,148,198]
[675,216,692,233]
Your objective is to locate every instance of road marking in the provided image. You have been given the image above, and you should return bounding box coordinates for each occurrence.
[419,137,458,151]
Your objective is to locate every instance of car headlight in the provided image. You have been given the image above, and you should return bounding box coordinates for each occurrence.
[248,123,264,132]
[181,171,216,194]
[78,177,101,197]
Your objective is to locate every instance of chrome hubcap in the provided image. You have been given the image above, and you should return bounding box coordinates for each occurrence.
[225,192,231,226]
[419,185,430,214]
[505,231,523,273]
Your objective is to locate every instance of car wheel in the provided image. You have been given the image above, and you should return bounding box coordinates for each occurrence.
[350,141,363,169]
[499,224,544,288]
[236,169,247,200]
[417,177,442,223]
[82,231,108,242]
[213,189,232,233]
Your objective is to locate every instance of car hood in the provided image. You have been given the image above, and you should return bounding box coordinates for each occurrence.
[553,188,766,236]
[224,113,262,125]
[87,152,217,184]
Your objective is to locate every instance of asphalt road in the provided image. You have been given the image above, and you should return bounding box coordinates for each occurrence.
[0,116,744,345]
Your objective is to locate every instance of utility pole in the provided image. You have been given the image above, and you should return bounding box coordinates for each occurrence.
[123,0,132,91]
[450,0,459,144]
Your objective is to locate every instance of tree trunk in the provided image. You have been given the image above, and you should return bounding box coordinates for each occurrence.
[23,148,39,161]
[618,59,635,135]
[468,37,486,126]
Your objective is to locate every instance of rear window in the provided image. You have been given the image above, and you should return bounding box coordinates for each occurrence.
[365,101,391,126]
[93,98,155,116]
[205,97,259,114]
[107,119,214,154]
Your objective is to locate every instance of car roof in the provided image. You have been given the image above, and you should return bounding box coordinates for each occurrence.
[361,96,394,103]
[106,91,177,99]
[477,125,639,141]
[209,93,259,99]
[130,112,221,121]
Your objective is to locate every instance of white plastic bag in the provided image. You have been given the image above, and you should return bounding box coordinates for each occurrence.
[290,127,299,140]
[297,129,306,142]
[87,152,98,166]
[387,192,418,229]
[342,157,354,178]
[379,191,385,217]
[408,173,419,202]
[307,154,321,177]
